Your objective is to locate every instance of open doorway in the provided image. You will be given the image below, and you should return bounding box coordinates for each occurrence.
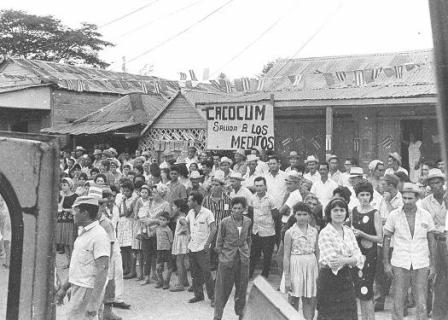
[0,194,10,319]
[401,120,423,182]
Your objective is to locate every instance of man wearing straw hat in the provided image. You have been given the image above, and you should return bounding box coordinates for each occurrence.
[242,154,261,191]
[285,151,300,173]
[188,171,207,197]
[303,155,321,184]
[385,152,409,176]
[233,148,248,176]
[383,183,436,320]
[420,168,448,320]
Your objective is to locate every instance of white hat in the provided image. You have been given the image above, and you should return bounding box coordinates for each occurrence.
[220,157,233,165]
[368,160,384,171]
[349,167,364,177]
[327,154,338,161]
[305,155,319,164]
[246,154,259,162]
[73,195,99,208]
[190,171,203,179]
[229,172,245,181]
[234,149,246,158]
[401,183,420,195]
[75,146,86,152]
[288,151,299,159]
[212,170,226,184]
[424,168,445,183]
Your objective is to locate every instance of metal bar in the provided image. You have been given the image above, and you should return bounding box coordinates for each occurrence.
[428,0,448,171]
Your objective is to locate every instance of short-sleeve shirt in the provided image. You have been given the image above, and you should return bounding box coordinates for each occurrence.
[420,194,447,233]
[286,224,318,255]
[384,207,435,270]
[304,171,321,185]
[186,207,215,252]
[264,171,288,209]
[252,193,276,237]
[283,189,303,223]
[310,179,338,210]
[69,221,110,288]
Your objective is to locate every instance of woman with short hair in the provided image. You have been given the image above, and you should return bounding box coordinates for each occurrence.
[316,198,364,320]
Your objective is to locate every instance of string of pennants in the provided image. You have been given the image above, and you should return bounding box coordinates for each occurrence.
[0,72,169,94]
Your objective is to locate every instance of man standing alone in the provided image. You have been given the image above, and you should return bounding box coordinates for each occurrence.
[213,197,252,320]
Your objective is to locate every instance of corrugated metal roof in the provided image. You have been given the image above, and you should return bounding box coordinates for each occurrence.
[42,93,166,135]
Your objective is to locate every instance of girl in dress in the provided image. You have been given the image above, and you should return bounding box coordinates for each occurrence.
[317,197,364,320]
[351,181,382,320]
[170,199,190,292]
[135,184,152,284]
[55,178,78,268]
[283,202,319,320]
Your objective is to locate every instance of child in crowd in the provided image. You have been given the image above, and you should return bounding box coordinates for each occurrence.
[135,185,152,283]
[170,199,190,292]
[156,212,174,289]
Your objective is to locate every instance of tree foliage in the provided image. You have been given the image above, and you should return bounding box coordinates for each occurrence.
[0,10,114,68]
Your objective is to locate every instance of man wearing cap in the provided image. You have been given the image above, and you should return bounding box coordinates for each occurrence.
[187,171,207,197]
[303,155,321,184]
[327,155,343,185]
[56,196,110,320]
[202,171,232,271]
[229,172,254,218]
[383,183,436,320]
[233,149,248,176]
[242,154,260,191]
[285,151,299,173]
[375,173,403,311]
[310,162,338,210]
[264,155,288,210]
[385,152,409,176]
[420,169,448,320]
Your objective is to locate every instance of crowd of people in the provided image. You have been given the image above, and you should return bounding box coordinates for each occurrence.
[51,144,447,320]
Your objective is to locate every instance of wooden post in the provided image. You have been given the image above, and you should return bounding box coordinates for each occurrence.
[429,0,448,173]
[325,106,333,160]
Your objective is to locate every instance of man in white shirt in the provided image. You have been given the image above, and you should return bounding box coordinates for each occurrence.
[285,151,299,173]
[264,155,287,209]
[251,147,269,175]
[229,172,254,217]
[242,154,261,192]
[310,162,338,210]
[303,155,321,184]
[385,152,409,176]
[383,183,436,320]
[328,154,342,185]
[279,171,303,224]
[339,157,355,187]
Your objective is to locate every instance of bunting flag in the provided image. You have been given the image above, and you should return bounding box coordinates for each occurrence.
[363,69,374,84]
[380,135,393,149]
[185,80,193,88]
[76,79,85,92]
[394,65,403,79]
[250,78,258,91]
[242,77,250,91]
[179,72,187,81]
[323,73,335,86]
[218,79,226,90]
[288,74,302,86]
[373,67,383,79]
[383,67,395,78]
[257,78,265,91]
[335,71,346,82]
[281,137,293,146]
[209,79,222,91]
[225,80,232,93]
[354,70,365,86]
[234,78,244,91]
[153,80,161,94]
[202,68,210,81]
[189,70,198,81]
[404,63,416,71]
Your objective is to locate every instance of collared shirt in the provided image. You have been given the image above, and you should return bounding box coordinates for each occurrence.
[384,207,435,269]
[285,224,318,255]
[252,193,276,237]
[186,207,215,252]
[202,194,232,224]
[256,161,269,175]
[264,170,287,209]
[304,171,321,185]
[310,178,338,210]
[330,170,342,185]
[420,194,447,233]
[283,189,303,223]
[318,223,365,275]
[339,172,351,187]
[242,170,261,189]
[69,221,110,288]
[385,166,409,176]
[156,225,173,250]
[216,215,252,266]
[230,186,255,207]
[379,192,403,220]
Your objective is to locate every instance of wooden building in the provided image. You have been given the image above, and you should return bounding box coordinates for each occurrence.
[0,57,179,135]
[196,49,439,171]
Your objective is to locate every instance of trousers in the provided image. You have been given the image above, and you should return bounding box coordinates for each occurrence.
[189,249,214,300]
[249,234,275,278]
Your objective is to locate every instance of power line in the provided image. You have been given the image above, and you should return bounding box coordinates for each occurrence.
[210,3,300,78]
[269,2,344,82]
[119,0,236,65]
[116,0,204,39]
[99,0,161,28]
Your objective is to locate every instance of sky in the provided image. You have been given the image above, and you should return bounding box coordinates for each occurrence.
[0,0,434,80]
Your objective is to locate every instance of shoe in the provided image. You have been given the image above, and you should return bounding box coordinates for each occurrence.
[187,286,194,292]
[170,286,185,292]
[188,297,204,303]
[103,304,122,320]
[155,282,163,288]
[151,274,158,282]
[210,300,215,308]
[139,279,151,286]
[123,273,136,279]
[112,302,131,310]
